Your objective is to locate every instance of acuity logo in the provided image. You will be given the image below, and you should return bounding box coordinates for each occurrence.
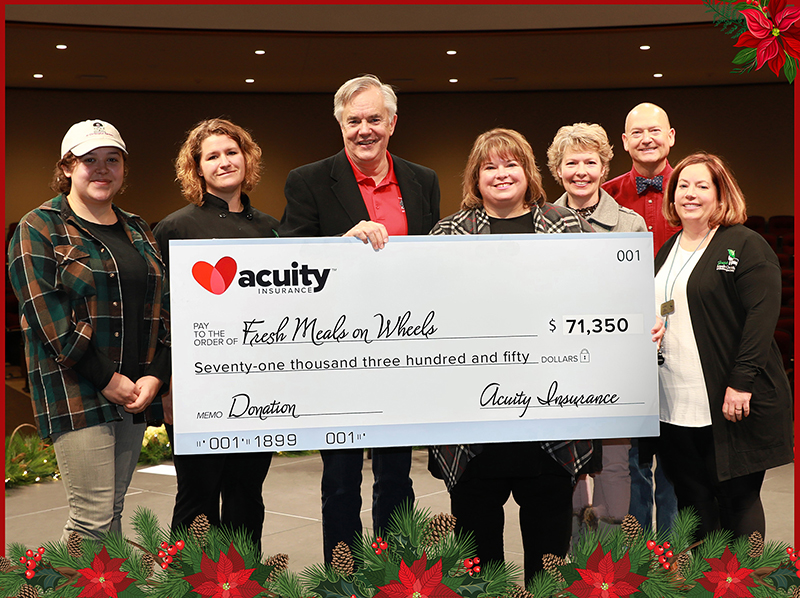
[192,257,332,295]
[192,257,237,295]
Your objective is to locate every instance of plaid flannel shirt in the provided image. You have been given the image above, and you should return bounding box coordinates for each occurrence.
[428,203,594,490]
[7,195,170,439]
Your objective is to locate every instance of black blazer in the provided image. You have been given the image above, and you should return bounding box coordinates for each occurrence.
[279,149,440,237]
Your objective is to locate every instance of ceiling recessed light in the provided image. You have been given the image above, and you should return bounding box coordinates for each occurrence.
[245,78,255,84]
[446,50,457,55]
[653,73,663,78]
[639,45,651,51]
[33,73,43,79]
[56,44,67,50]
[449,78,458,83]
[254,50,265,55]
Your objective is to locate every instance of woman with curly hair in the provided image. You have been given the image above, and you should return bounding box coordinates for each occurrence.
[154,117,278,549]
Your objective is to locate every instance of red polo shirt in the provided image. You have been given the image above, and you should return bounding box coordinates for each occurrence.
[602,162,680,254]
[347,152,408,236]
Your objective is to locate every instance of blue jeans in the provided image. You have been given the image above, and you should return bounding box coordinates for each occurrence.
[628,444,677,533]
[320,447,413,562]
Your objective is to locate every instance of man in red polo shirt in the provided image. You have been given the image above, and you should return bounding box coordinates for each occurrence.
[602,102,679,534]
[279,74,440,563]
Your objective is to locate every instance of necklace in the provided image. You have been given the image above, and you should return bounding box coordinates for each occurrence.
[660,228,712,325]
[572,202,599,219]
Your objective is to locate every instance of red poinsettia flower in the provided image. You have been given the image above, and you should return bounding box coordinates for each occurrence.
[183,543,265,598]
[565,543,648,598]
[696,547,758,598]
[735,0,800,75]
[373,553,461,598]
[73,546,134,598]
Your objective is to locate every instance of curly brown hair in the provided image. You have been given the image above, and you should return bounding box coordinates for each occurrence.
[175,118,262,205]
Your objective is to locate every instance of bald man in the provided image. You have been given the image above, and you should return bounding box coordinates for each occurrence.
[602,103,680,534]
[602,102,680,253]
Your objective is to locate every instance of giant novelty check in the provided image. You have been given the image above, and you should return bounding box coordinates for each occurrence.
[170,233,658,455]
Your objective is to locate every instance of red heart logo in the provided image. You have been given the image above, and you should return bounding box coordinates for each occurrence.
[192,257,237,295]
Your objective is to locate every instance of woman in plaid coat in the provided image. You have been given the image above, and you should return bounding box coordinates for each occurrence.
[8,120,170,542]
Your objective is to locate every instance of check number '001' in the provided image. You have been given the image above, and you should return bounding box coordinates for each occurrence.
[562,315,644,336]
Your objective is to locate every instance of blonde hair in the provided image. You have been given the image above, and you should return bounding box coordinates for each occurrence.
[663,152,747,228]
[461,128,545,210]
[546,122,613,186]
[175,118,262,205]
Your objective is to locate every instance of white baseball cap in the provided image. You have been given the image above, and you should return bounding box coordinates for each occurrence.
[60,119,127,158]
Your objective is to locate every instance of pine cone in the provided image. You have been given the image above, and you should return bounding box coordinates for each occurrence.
[507,584,534,598]
[0,556,15,572]
[748,531,764,558]
[189,514,211,547]
[542,553,566,583]
[621,514,642,545]
[141,552,155,574]
[677,553,691,579]
[67,531,83,558]
[423,513,457,547]
[331,542,354,577]
[16,585,38,598]
[792,585,800,598]
[264,553,289,581]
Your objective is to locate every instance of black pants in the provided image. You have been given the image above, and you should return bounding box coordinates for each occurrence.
[166,424,272,550]
[449,444,573,586]
[658,422,765,540]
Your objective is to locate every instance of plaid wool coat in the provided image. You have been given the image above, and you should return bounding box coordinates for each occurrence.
[428,203,595,490]
[8,195,170,439]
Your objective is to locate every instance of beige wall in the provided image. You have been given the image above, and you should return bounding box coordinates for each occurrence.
[6,83,793,230]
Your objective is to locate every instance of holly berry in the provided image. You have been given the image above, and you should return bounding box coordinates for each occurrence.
[473,566,481,574]
[474,558,480,564]
[663,562,670,570]
[375,549,382,555]
[161,562,169,570]
[167,545,178,556]
[158,550,166,558]
[371,542,378,549]
[646,540,656,550]
[787,547,795,555]
[19,557,26,564]
[25,570,35,580]
[26,560,36,570]
[25,550,34,558]
[658,555,666,564]
[33,555,41,562]
[376,537,383,543]
[665,550,674,558]
[175,540,185,550]
[795,561,800,570]
[464,558,473,568]
[161,541,169,550]
[164,555,173,564]
[468,570,474,576]
[791,555,798,562]
[654,545,665,556]
[379,541,388,550]
[37,547,45,555]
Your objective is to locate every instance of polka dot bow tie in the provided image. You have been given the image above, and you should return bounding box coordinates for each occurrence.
[635,175,663,194]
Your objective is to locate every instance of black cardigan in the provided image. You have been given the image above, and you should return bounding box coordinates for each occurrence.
[655,224,793,481]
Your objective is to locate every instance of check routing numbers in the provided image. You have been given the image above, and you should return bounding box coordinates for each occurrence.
[169,232,657,454]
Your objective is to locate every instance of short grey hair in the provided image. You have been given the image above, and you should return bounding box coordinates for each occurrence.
[333,74,398,124]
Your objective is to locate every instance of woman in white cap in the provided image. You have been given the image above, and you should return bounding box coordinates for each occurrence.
[7,119,170,541]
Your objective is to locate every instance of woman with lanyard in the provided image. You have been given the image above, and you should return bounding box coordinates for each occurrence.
[651,152,792,540]
[8,119,169,541]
